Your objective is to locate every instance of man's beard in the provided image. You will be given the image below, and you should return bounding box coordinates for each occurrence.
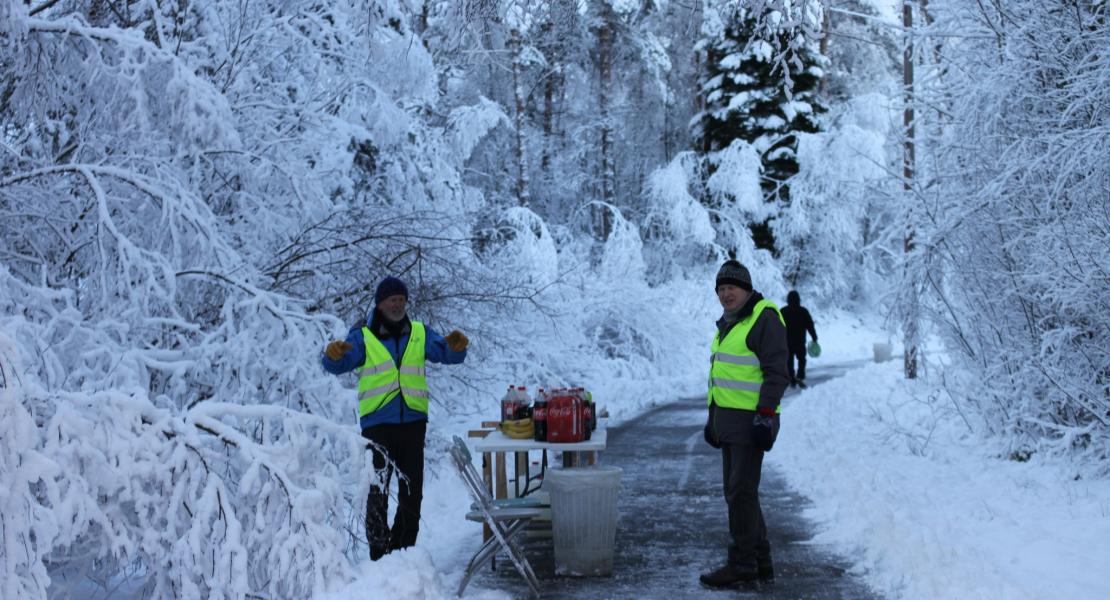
[382,309,406,323]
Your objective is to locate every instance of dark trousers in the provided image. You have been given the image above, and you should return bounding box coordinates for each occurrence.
[787,346,807,382]
[363,420,426,560]
[722,443,771,570]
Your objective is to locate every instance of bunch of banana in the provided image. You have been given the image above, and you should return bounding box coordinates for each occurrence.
[501,418,534,439]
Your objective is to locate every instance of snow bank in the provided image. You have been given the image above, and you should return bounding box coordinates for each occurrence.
[772,362,1110,600]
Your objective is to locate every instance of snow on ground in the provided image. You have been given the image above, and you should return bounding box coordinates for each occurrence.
[772,361,1110,600]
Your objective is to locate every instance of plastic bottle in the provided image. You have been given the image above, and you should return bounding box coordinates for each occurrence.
[533,387,548,442]
[575,387,593,440]
[500,385,516,422]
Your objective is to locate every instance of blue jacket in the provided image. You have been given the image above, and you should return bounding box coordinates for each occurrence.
[322,312,466,430]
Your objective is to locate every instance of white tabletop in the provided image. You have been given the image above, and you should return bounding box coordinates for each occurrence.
[472,427,607,453]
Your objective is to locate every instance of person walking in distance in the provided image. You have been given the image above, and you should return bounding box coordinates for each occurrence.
[780,290,818,388]
[701,260,789,588]
[321,276,469,560]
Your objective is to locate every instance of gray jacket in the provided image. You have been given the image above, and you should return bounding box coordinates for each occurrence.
[706,292,790,446]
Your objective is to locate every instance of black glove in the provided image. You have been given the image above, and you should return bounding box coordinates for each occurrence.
[704,422,721,449]
[751,407,776,452]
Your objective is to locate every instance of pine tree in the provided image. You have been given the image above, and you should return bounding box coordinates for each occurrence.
[694,7,827,253]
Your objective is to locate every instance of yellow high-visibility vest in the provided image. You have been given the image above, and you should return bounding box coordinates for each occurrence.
[708,299,784,412]
[357,321,429,417]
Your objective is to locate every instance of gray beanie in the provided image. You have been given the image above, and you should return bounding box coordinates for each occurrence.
[715,260,752,292]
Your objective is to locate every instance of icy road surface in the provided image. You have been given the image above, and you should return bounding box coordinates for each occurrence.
[468,365,882,599]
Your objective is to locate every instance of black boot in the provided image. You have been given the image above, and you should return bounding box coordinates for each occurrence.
[699,564,760,589]
[757,562,775,581]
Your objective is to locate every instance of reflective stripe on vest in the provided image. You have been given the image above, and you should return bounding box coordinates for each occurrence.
[358,321,429,417]
[708,299,785,412]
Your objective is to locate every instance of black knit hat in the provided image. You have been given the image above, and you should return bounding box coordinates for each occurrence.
[374,276,409,304]
[715,260,752,292]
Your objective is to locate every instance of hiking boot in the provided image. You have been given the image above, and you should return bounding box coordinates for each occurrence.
[797,380,807,389]
[757,562,775,581]
[369,543,390,561]
[699,564,760,589]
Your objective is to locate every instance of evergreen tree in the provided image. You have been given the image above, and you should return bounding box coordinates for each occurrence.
[694,7,827,253]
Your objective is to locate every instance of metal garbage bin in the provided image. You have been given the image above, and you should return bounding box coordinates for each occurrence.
[545,465,622,576]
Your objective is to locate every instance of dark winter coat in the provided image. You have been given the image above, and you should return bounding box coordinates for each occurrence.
[780,292,817,352]
[321,307,466,430]
[706,291,789,447]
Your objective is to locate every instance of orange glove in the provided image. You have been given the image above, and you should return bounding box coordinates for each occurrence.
[444,330,468,352]
[325,340,353,360]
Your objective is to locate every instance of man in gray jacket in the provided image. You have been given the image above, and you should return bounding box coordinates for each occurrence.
[700,260,790,588]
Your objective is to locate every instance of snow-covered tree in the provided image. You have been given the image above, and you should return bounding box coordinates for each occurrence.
[0,0,501,595]
[885,0,1110,465]
[693,4,828,253]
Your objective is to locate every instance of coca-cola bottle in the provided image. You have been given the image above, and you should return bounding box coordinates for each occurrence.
[516,386,532,420]
[584,389,596,431]
[500,385,517,422]
[575,388,593,440]
[533,388,547,442]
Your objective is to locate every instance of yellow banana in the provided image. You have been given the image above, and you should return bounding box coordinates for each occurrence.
[500,418,534,439]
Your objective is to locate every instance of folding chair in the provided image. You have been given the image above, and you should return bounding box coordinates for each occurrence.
[450,435,542,598]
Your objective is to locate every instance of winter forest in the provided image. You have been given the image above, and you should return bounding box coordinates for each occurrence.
[1,0,1108,598]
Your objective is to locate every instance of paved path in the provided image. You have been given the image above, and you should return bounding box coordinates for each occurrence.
[466,364,882,599]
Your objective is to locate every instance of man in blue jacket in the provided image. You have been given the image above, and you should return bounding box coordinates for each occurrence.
[322,276,468,560]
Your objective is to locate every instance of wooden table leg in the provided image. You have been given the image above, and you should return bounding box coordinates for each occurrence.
[495,451,508,499]
[514,451,528,497]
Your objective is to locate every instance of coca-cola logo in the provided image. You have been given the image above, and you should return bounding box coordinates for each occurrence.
[533,406,547,419]
[548,406,575,419]
[503,400,524,420]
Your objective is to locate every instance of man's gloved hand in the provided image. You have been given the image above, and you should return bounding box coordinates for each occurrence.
[751,406,776,452]
[703,422,721,449]
[445,330,469,352]
[325,340,353,361]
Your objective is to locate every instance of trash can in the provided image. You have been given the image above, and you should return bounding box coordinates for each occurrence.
[545,465,622,576]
